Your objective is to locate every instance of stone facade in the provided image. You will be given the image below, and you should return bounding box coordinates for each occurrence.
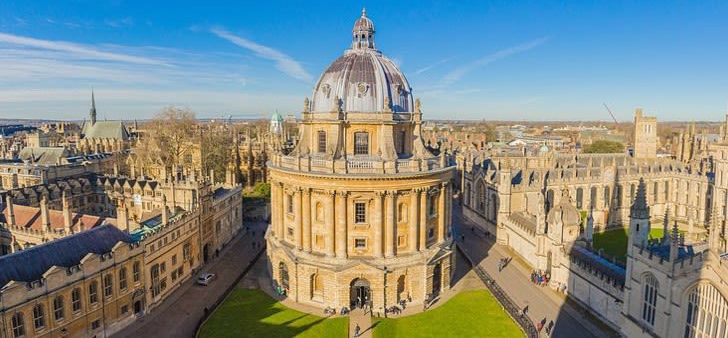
[266,10,455,313]
[633,108,657,160]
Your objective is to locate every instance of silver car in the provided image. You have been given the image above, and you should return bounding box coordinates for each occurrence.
[197,273,216,286]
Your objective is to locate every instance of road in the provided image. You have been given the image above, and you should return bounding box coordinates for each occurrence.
[454,210,616,338]
[112,221,267,338]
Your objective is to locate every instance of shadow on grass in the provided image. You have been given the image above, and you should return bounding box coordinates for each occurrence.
[199,288,347,338]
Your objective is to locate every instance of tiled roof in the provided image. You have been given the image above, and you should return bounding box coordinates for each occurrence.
[82,121,129,140]
[1,204,115,231]
[0,224,131,287]
[18,147,69,165]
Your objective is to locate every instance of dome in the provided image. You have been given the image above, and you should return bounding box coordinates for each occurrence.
[310,9,414,114]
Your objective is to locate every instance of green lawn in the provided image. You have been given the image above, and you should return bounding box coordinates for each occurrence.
[593,227,680,263]
[372,290,523,338]
[198,288,348,338]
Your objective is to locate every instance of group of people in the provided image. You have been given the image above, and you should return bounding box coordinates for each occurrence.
[536,317,555,335]
[323,306,349,316]
[530,270,550,286]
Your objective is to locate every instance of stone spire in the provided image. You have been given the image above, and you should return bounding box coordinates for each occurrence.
[669,220,680,261]
[5,194,15,226]
[630,178,649,219]
[62,190,73,233]
[90,90,97,125]
[40,195,51,232]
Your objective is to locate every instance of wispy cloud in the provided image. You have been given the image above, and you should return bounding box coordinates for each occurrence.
[211,27,312,82]
[105,17,134,28]
[0,32,167,66]
[415,57,453,75]
[441,37,549,86]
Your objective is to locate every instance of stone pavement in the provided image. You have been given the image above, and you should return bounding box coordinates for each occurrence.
[454,210,618,338]
[111,221,267,338]
[349,309,372,338]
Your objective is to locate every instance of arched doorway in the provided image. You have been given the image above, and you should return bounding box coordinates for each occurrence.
[397,275,406,302]
[203,244,210,263]
[350,278,371,309]
[279,262,289,292]
[432,263,442,297]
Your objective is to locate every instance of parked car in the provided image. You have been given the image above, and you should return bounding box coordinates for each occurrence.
[197,273,216,286]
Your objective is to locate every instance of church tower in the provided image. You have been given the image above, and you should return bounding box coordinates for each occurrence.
[632,108,657,160]
[89,90,97,125]
[629,178,650,247]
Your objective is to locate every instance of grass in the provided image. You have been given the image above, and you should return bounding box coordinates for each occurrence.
[592,227,683,263]
[372,290,523,338]
[198,288,348,338]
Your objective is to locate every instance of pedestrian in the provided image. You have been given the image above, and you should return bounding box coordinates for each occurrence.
[522,305,529,316]
[546,320,554,335]
[354,323,361,337]
[461,234,465,242]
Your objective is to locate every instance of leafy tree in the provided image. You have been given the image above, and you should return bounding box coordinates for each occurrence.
[583,140,624,154]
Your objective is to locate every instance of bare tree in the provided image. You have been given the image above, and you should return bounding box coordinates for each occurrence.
[136,107,198,171]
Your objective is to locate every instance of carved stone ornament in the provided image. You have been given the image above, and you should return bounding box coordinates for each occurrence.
[357,82,369,96]
[321,84,331,98]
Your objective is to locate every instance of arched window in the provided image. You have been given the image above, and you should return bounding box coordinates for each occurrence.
[279,262,289,291]
[684,282,728,337]
[477,182,486,212]
[653,181,659,203]
[664,181,669,201]
[354,132,369,155]
[89,281,99,304]
[53,296,64,321]
[119,267,128,290]
[32,304,45,330]
[576,188,584,209]
[311,273,323,299]
[590,186,597,209]
[11,312,24,338]
[397,275,407,302]
[317,130,327,153]
[489,194,498,221]
[465,183,471,206]
[641,274,659,326]
[71,288,82,312]
[103,274,114,298]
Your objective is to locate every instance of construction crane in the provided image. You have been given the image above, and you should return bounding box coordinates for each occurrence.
[602,103,619,124]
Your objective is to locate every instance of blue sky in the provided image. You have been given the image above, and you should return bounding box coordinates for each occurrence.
[0,0,727,121]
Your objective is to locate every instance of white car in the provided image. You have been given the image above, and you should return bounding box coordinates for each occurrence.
[197,273,216,286]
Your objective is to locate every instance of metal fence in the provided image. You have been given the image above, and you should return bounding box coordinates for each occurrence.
[457,245,539,338]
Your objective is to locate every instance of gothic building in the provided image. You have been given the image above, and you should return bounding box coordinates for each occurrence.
[266,10,455,311]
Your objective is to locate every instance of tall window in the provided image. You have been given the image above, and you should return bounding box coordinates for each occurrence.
[642,274,658,326]
[684,283,728,338]
[32,304,45,330]
[103,274,113,298]
[287,194,294,214]
[355,202,366,223]
[664,181,669,201]
[11,313,24,338]
[428,193,438,216]
[133,261,141,282]
[317,130,327,153]
[478,182,486,212]
[53,296,64,321]
[396,130,406,154]
[89,281,99,304]
[119,267,128,290]
[71,288,82,312]
[354,132,369,155]
[653,181,659,203]
[151,264,161,297]
[590,187,597,209]
[576,188,584,209]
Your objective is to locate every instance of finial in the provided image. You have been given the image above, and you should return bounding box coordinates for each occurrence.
[362,7,367,17]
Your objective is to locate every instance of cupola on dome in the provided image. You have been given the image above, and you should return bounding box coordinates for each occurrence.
[310,9,414,114]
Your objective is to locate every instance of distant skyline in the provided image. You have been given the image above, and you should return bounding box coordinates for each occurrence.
[0,0,727,121]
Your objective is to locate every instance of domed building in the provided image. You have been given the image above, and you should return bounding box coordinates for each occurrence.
[266,9,455,311]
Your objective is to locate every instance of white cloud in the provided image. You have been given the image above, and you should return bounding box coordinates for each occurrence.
[211,27,312,82]
[104,17,135,28]
[0,32,167,66]
[441,37,549,86]
[414,57,453,75]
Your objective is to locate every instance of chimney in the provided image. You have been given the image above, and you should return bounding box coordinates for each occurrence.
[162,198,169,226]
[40,195,51,232]
[62,191,73,233]
[209,168,215,184]
[117,198,130,232]
[5,194,15,226]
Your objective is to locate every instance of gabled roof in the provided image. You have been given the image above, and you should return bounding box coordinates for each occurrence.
[82,121,129,140]
[1,204,114,231]
[0,224,132,287]
[18,147,69,165]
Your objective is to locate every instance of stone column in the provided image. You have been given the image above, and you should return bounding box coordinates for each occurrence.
[409,189,420,252]
[335,191,348,258]
[437,183,447,242]
[385,190,396,257]
[277,183,285,238]
[373,192,384,258]
[294,188,303,250]
[302,188,311,252]
[325,191,335,257]
[419,188,428,251]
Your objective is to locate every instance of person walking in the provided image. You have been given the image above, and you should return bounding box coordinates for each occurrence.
[354,323,361,337]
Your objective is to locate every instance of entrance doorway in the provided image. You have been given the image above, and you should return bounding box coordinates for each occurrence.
[432,263,442,297]
[133,300,143,315]
[203,244,210,263]
[350,278,371,309]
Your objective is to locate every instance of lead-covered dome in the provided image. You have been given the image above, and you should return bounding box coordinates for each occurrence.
[310,9,414,114]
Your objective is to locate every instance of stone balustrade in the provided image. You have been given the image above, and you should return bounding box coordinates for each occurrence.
[270,153,446,175]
